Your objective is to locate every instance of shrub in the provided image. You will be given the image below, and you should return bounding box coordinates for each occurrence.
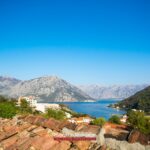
[32,110,41,115]
[109,115,121,124]
[19,99,33,114]
[72,113,89,118]
[44,108,66,120]
[91,117,106,126]
[59,103,68,108]
[127,110,150,134]
[0,102,17,118]
[0,95,8,102]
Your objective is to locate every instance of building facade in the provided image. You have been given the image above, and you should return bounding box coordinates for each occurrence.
[18,96,37,107]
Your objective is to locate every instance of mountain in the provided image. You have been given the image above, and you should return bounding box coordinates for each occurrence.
[0,76,21,96]
[0,76,93,102]
[78,84,149,100]
[1,75,148,102]
[117,86,150,113]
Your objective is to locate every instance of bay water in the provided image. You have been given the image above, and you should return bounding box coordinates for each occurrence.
[54,99,126,120]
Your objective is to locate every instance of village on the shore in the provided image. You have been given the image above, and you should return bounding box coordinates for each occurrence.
[17,96,128,124]
[0,95,149,150]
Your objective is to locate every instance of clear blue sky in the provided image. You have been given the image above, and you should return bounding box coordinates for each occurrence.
[0,0,150,84]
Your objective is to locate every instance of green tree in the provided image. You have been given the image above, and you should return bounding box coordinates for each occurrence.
[44,108,66,120]
[19,99,32,114]
[127,110,150,134]
[109,115,121,124]
[0,95,9,102]
[91,117,106,126]
[0,102,17,118]
[72,113,89,118]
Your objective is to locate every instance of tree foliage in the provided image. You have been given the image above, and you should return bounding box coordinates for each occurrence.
[19,99,33,114]
[91,117,106,126]
[44,108,66,120]
[0,95,8,102]
[72,113,89,118]
[0,95,18,118]
[109,115,121,124]
[0,102,17,118]
[118,86,150,114]
[127,110,150,134]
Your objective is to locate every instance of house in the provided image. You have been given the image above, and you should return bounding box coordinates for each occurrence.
[18,96,37,107]
[35,103,60,113]
[120,115,128,123]
[132,109,137,112]
[65,112,72,118]
[68,117,93,124]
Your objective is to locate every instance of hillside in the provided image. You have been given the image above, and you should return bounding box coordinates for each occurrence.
[0,76,93,102]
[117,86,150,113]
[1,75,149,103]
[78,84,148,99]
[0,76,21,96]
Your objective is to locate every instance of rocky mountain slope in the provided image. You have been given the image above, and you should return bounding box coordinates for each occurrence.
[1,75,149,102]
[117,86,150,113]
[0,76,93,102]
[0,76,21,96]
[78,84,148,100]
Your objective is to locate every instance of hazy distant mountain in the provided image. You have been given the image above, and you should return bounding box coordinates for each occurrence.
[0,76,21,96]
[1,75,148,102]
[0,76,93,102]
[78,84,149,100]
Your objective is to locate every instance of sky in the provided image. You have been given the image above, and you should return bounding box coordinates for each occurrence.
[0,0,150,85]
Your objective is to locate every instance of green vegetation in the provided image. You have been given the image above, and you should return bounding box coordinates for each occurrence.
[0,95,9,102]
[91,117,106,126]
[109,115,121,124]
[127,110,150,134]
[0,99,17,118]
[0,96,67,120]
[59,103,74,115]
[0,95,41,118]
[0,95,17,103]
[18,99,33,114]
[72,113,89,118]
[44,108,66,120]
[118,86,150,114]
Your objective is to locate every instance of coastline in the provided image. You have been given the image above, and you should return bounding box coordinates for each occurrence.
[41,100,126,119]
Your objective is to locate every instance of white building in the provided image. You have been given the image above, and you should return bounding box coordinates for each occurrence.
[68,117,93,124]
[35,103,72,118]
[65,112,72,118]
[120,115,128,123]
[18,96,37,107]
[35,103,61,113]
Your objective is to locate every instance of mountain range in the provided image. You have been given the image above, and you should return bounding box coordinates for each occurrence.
[0,76,93,102]
[77,84,148,99]
[0,76,149,102]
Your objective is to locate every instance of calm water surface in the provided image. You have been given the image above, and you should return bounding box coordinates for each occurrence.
[53,99,126,120]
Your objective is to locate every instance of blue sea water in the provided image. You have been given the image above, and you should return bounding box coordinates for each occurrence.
[53,99,126,120]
